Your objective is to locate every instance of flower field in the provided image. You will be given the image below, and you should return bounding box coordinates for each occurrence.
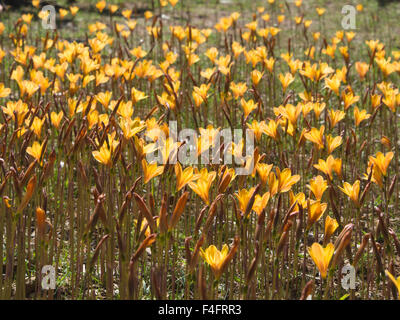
[0,0,400,300]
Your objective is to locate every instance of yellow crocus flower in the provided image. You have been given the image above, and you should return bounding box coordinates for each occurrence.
[308,242,334,279]
[142,159,164,184]
[368,151,394,177]
[200,241,238,280]
[307,175,328,201]
[175,163,200,191]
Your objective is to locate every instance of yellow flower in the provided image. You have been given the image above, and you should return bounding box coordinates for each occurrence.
[307,175,327,201]
[96,0,106,13]
[325,76,341,95]
[200,242,238,280]
[279,73,294,93]
[142,159,164,184]
[19,80,39,98]
[70,6,79,16]
[96,91,112,108]
[144,10,153,20]
[312,102,326,119]
[268,168,300,196]
[26,141,45,163]
[304,126,325,149]
[324,216,339,244]
[308,243,334,279]
[328,109,345,128]
[252,192,270,216]
[355,62,369,80]
[50,111,64,129]
[316,8,326,16]
[368,151,393,177]
[354,107,371,127]
[251,69,263,86]
[241,98,257,119]
[0,83,11,98]
[385,270,400,300]
[274,103,302,127]
[322,44,337,59]
[230,82,247,99]
[247,120,266,142]
[235,187,256,213]
[188,169,216,205]
[314,155,342,180]
[263,119,279,141]
[169,0,179,7]
[93,142,112,167]
[30,116,45,137]
[193,83,211,102]
[92,133,118,167]
[109,4,118,14]
[339,180,360,206]
[342,91,360,110]
[119,117,145,140]
[326,134,342,154]
[307,200,328,229]
[59,8,69,19]
[131,87,148,105]
[175,163,200,191]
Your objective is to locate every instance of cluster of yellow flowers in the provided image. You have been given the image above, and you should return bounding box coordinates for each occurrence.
[0,0,399,299]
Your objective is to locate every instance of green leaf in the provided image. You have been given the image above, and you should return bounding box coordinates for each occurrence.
[340,293,350,300]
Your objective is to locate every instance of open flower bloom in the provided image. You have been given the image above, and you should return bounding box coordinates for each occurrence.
[385,270,400,300]
[325,75,341,95]
[241,98,258,118]
[308,242,335,279]
[304,125,325,149]
[314,155,342,180]
[247,120,267,142]
[328,109,345,128]
[307,200,328,229]
[307,175,328,201]
[142,159,164,184]
[230,81,247,99]
[188,169,216,205]
[263,119,280,141]
[289,191,307,212]
[0,83,11,98]
[93,142,112,167]
[279,72,294,93]
[355,61,369,80]
[256,162,273,186]
[235,187,256,213]
[368,151,394,177]
[326,134,342,154]
[200,241,238,280]
[26,141,45,164]
[252,192,270,216]
[324,216,339,244]
[268,168,300,196]
[338,180,360,207]
[175,163,200,191]
[92,133,119,167]
[354,107,371,126]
